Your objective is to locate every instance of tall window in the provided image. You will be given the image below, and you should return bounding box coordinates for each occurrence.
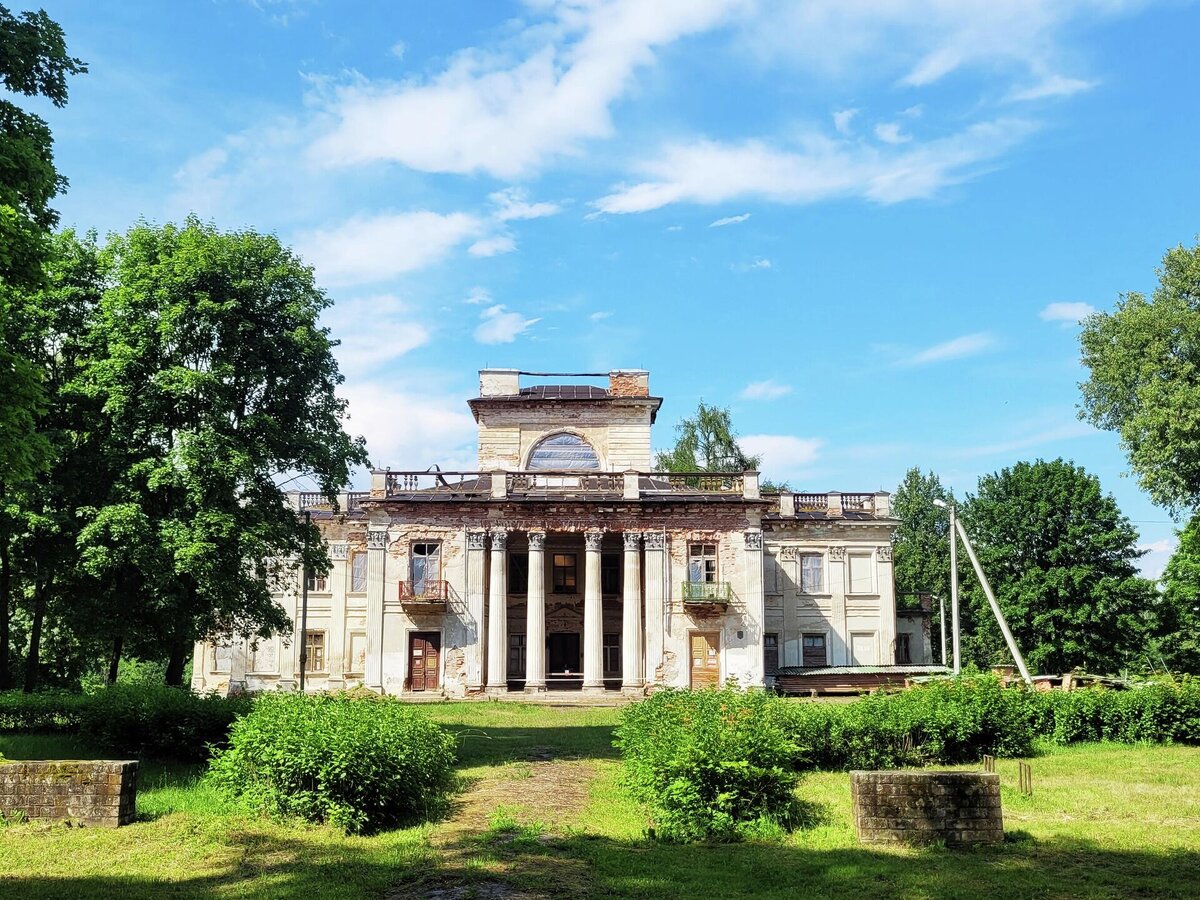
[601,553,621,595]
[848,553,874,594]
[350,552,367,593]
[764,633,780,676]
[603,633,620,676]
[802,634,827,668]
[528,433,600,469]
[508,553,529,595]
[304,631,326,673]
[552,553,577,593]
[688,544,718,583]
[410,543,441,594]
[896,633,912,665]
[799,554,823,594]
[305,572,328,592]
[508,633,526,678]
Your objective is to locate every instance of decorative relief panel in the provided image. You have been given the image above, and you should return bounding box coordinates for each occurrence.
[467,531,487,551]
[877,545,893,562]
[643,532,667,551]
[329,542,349,561]
[744,531,763,550]
[367,530,388,550]
[623,531,642,550]
[828,546,846,561]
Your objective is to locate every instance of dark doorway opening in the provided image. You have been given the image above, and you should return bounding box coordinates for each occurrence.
[547,632,582,689]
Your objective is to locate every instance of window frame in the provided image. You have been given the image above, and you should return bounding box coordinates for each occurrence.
[798,552,825,595]
[305,572,329,593]
[527,431,602,470]
[508,552,529,595]
[603,631,621,676]
[687,543,719,583]
[601,552,621,596]
[764,633,780,676]
[303,630,327,674]
[801,632,828,668]
[349,551,368,593]
[896,632,912,665]
[552,552,578,594]
[508,633,527,678]
[410,541,442,593]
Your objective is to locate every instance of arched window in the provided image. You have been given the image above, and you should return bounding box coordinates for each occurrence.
[527,433,601,470]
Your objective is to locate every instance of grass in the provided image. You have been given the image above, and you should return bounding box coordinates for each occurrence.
[1,704,1199,898]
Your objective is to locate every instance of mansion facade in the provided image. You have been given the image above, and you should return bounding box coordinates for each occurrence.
[192,369,932,697]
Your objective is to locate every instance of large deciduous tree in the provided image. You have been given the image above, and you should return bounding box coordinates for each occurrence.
[1079,239,1200,515]
[655,400,761,473]
[78,218,368,684]
[958,459,1156,674]
[1158,516,1200,674]
[891,467,954,604]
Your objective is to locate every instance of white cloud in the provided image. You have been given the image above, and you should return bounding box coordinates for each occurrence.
[295,210,482,286]
[340,380,477,472]
[665,224,684,232]
[749,257,771,269]
[1008,73,1096,102]
[832,108,858,135]
[489,187,560,221]
[710,212,751,227]
[468,234,518,257]
[740,379,793,400]
[464,286,492,305]
[593,120,1037,214]
[1138,537,1177,581]
[874,122,912,144]
[322,293,430,378]
[589,310,613,321]
[741,434,823,479]
[390,40,407,60]
[1039,301,1097,324]
[474,304,541,344]
[900,332,995,367]
[309,0,747,178]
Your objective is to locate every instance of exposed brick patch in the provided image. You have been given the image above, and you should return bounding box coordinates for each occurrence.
[0,760,137,827]
[608,372,648,397]
[851,770,1003,846]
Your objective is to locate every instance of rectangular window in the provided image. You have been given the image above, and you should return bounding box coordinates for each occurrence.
[688,544,718,583]
[764,633,780,676]
[508,633,526,678]
[508,553,529,595]
[304,631,326,673]
[802,634,827,668]
[411,542,441,594]
[603,632,621,676]
[896,633,912,665]
[601,553,621,596]
[552,553,577,594]
[848,554,874,594]
[305,572,328,593]
[350,552,367,593]
[800,554,823,594]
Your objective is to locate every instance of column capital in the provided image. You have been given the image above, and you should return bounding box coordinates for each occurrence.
[744,530,763,551]
[829,546,846,561]
[643,531,666,551]
[490,530,508,551]
[467,530,487,551]
[623,531,642,551]
[329,541,349,560]
[877,544,893,562]
[584,531,604,552]
[527,531,546,551]
[367,529,388,550]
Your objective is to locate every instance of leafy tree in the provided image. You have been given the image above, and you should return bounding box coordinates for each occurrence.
[1079,239,1200,515]
[77,218,368,683]
[655,401,761,472]
[891,467,953,603]
[1158,515,1200,673]
[0,5,86,485]
[958,459,1156,674]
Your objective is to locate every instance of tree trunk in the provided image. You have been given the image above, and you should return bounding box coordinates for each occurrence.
[165,636,189,686]
[107,634,124,685]
[0,516,11,691]
[23,574,50,693]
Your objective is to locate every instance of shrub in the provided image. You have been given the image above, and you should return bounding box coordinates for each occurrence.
[0,691,86,732]
[1047,677,1200,745]
[78,683,251,760]
[207,692,456,834]
[615,687,803,843]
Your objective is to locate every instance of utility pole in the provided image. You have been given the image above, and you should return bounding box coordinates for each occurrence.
[938,594,947,666]
[299,509,310,693]
[948,501,961,675]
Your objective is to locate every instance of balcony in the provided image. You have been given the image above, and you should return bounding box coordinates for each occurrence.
[398,580,449,613]
[681,581,732,616]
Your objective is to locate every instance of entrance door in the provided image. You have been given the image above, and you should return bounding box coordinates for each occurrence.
[689,631,720,689]
[548,633,581,681]
[850,632,877,666]
[408,632,440,691]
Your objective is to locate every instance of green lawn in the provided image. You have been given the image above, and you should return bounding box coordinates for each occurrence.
[2,703,1199,898]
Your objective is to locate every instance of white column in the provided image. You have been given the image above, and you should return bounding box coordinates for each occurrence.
[878,544,897,664]
[621,531,643,693]
[364,529,387,692]
[829,546,848,665]
[485,530,508,692]
[582,531,605,692]
[743,529,765,688]
[190,641,207,691]
[327,541,348,689]
[466,530,487,690]
[525,531,547,692]
[643,532,667,687]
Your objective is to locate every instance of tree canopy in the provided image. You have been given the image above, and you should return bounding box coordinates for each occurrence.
[1159,515,1200,674]
[1079,239,1200,515]
[891,467,953,604]
[655,400,761,473]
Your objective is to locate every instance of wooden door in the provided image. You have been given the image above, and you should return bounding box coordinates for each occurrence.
[408,632,440,691]
[689,631,720,689]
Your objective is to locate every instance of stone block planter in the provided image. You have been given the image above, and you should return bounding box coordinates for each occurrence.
[0,760,138,827]
[851,770,1002,846]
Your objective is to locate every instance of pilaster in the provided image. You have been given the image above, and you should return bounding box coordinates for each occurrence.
[643,531,667,686]
[466,530,487,690]
[364,528,388,692]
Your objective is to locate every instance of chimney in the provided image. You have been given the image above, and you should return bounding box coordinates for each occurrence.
[609,369,649,397]
[479,368,520,397]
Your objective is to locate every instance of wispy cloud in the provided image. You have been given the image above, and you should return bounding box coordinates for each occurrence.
[1138,537,1178,581]
[474,305,541,344]
[874,122,912,144]
[468,234,517,257]
[733,257,772,272]
[741,434,823,479]
[1008,73,1096,103]
[710,212,751,227]
[741,379,793,400]
[900,332,995,367]
[464,286,492,305]
[489,187,560,221]
[322,294,430,379]
[1039,301,1096,324]
[832,108,858,135]
[589,311,613,321]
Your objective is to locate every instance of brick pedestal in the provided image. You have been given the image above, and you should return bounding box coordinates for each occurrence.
[851,770,1002,846]
[0,760,138,827]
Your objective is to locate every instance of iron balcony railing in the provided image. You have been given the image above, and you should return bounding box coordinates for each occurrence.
[681,581,733,603]
[398,580,450,602]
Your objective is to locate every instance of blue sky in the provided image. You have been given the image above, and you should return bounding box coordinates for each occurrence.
[35,0,1200,575]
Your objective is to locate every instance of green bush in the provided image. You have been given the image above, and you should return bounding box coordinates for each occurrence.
[615,687,803,843]
[1046,677,1200,745]
[207,692,456,834]
[78,683,251,760]
[0,691,86,732]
